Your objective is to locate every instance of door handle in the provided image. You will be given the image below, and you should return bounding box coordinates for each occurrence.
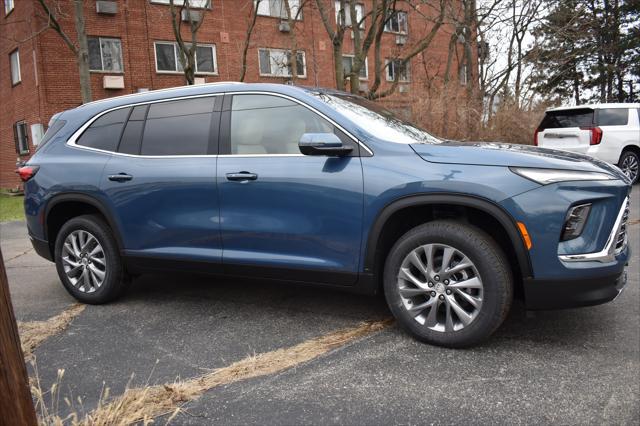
[226,172,258,182]
[108,173,133,182]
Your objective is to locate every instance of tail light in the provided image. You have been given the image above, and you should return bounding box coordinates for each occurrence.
[580,126,603,145]
[533,128,540,146]
[16,165,39,182]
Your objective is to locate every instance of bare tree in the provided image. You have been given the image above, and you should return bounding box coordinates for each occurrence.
[315,0,349,90]
[240,0,261,81]
[169,0,206,85]
[36,0,92,103]
[369,0,448,99]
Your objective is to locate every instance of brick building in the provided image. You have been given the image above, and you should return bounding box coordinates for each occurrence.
[1,0,470,188]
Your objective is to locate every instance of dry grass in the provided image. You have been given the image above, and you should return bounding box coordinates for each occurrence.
[18,304,86,358]
[36,318,392,425]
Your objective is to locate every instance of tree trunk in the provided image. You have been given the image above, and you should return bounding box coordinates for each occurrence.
[333,41,345,91]
[73,0,92,104]
[0,248,38,426]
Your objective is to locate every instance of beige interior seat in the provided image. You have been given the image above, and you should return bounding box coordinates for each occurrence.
[232,112,266,154]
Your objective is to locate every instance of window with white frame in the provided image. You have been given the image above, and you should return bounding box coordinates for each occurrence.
[150,0,210,7]
[342,55,368,80]
[255,0,302,20]
[10,49,20,85]
[258,48,306,78]
[88,37,123,72]
[14,121,29,155]
[384,10,407,34]
[335,1,364,28]
[386,59,410,82]
[154,42,217,74]
[4,0,14,15]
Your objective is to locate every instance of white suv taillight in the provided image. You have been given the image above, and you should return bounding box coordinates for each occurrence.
[580,126,603,145]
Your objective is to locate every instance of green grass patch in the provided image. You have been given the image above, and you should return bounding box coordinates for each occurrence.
[0,194,25,222]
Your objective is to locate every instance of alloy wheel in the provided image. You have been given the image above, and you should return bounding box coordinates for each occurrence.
[620,153,638,183]
[62,230,107,293]
[397,243,483,332]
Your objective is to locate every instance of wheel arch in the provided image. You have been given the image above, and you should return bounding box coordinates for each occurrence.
[620,144,640,158]
[44,193,124,254]
[364,194,533,285]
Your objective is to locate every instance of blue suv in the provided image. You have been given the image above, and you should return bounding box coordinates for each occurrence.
[20,83,631,347]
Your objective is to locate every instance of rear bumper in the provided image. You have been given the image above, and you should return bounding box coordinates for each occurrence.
[29,235,53,262]
[523,267,628,310]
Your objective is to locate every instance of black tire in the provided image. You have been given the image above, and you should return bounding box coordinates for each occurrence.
[618,150,639,184]
[383,220,513,348]
[54,214,129,304]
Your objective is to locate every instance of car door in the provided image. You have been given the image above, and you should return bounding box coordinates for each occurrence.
[217,93,364,284]
[100,95,222,265]
[537,108,594,154]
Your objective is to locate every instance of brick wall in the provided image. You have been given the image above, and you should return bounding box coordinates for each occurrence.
[0,0,471,188]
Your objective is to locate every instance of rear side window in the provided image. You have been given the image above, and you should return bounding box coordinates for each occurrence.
[77,108,130,151]
[539,109,594,130]
[596,108,628,126]
[140,98,215,155]
[118,105,147,155]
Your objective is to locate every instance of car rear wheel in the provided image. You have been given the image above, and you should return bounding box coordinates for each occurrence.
[383,220,513,348]
[54,214,129,304]
[619,150,639,184]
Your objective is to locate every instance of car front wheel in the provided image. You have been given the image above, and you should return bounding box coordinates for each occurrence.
[54,214,129,304]
[384,220,513,348]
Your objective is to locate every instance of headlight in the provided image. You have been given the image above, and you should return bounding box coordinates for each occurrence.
[509,167,614,185]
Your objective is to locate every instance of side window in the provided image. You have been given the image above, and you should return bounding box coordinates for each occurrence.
[77,107,130,152]
[597,108,629,126]
[140,97,215,155]
[230,94,339,155]
[118,105,147,155]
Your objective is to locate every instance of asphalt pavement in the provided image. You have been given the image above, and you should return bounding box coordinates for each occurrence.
[1,185,638,425]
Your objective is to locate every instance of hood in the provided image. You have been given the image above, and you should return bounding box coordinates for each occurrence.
[410,141,625,177]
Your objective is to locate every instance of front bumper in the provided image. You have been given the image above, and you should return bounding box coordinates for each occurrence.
[523,266,628,310]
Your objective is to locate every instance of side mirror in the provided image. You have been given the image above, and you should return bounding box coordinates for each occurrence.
[299,133,353,156]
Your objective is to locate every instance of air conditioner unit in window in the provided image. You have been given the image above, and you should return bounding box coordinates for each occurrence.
[96,0,117,15]
[194,77,206,85]
[181,9,202,22]
[358,82,368,93]
[103,75,124,90]
[399,85,409,93]
[279,21,291,32]
[396,35,407,45]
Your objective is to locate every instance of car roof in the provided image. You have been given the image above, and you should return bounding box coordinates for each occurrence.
[546,103,640,112]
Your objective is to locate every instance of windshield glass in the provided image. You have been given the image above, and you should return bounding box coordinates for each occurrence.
[310,92,441,144]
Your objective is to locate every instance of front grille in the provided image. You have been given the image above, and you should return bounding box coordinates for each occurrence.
[614,197,630,254]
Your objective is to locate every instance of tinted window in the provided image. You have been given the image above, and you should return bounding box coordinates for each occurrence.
[77,108,130,151]
[230,94,335,155]
[118,105,147,155]
[140,98,215,155]
[539,109,594,130]
[597,108,628,126]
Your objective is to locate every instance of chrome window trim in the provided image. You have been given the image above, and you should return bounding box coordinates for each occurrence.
[559,196,630,263]
[66,90,373,157]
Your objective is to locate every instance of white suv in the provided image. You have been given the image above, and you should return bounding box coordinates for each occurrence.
[535,103,640,183]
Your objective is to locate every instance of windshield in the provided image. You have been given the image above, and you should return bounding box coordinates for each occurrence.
[310,92,441,144]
